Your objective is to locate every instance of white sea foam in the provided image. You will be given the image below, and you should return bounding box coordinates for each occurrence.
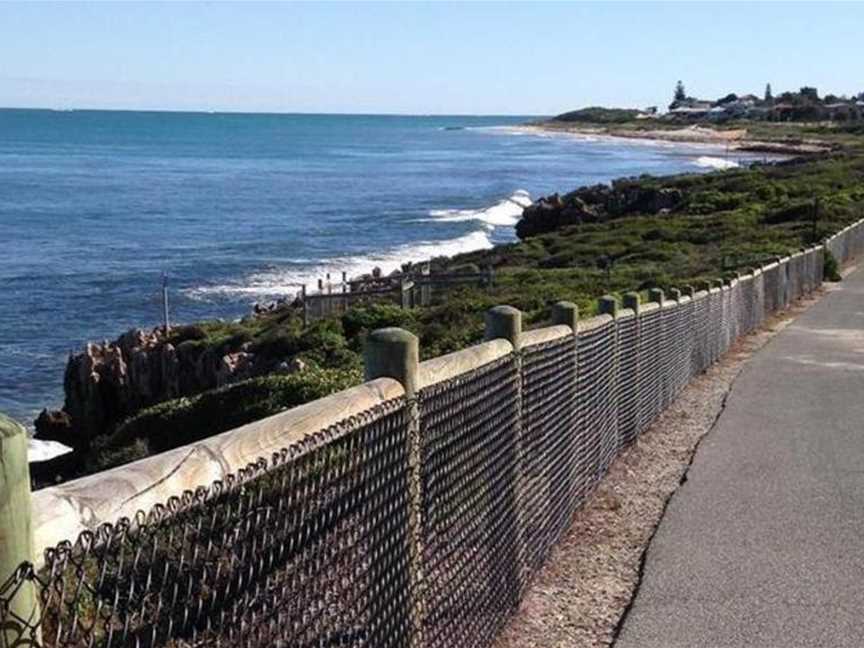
[185,229,496,301]
[427,190,532,226]
[693,156,740,170]
[29,438,73,463]
[185,190,533,302]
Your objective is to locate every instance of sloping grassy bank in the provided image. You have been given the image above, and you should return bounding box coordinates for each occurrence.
[75,125,864,478]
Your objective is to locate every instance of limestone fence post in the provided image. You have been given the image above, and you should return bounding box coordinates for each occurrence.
[0,413,40,647]
[363,329,423,647]
[647,288,669,405]
[551,300,578,331]
[485,305,522,352]
[623,291,641,315]
[483,305,527,587]
[597,295,622,448]
[598,294,618,318]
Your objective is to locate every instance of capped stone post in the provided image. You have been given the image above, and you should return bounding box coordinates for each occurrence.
[623,291,641,315]
[363,329,422,646]
[483,305,527,586]
[364,327,419,396]
[551,301,579,331]
[0,413,39,646]
[648,288,665,305]
[485,305,523,351]
[598,295,619,318]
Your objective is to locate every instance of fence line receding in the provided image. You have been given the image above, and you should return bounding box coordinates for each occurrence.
[2,220,863,648]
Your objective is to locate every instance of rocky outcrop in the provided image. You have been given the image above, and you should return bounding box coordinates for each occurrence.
[515,182,684,239]
[36,326,269,448]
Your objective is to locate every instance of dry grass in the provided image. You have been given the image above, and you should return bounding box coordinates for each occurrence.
[495,291,824,648]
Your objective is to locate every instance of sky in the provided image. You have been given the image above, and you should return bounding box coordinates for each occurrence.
[1,1,862,115]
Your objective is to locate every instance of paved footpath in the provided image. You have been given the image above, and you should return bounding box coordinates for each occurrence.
[616,266,864,648]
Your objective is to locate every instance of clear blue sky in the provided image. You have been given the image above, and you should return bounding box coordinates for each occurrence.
[1,1,862,115]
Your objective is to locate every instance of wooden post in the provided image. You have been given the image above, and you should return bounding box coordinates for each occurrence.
[0,414,39,646]
[551,301,578,330]
[598,295,618,318]
[300,285,308,327]
[363,329,422,646]
[400,279,414,309]
[420,264,431,307]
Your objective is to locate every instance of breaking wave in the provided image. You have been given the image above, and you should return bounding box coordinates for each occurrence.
[187,191,532,301]
[185,229,495,301]
[427,190,532,227]
[693,156,740,170]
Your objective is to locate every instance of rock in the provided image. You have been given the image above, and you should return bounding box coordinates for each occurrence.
[216,351,253,387]
[276,357,308,375]
[34,409,75,446]
[515,182,685,239]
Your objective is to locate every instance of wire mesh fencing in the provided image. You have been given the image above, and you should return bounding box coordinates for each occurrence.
[0,234,850,648]
[418,356,523,648]
[2,398,413,648]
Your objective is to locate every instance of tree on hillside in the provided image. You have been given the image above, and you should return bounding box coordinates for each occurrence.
[764,83,773,103]
[800,86,819,102]
[674,81,687,102]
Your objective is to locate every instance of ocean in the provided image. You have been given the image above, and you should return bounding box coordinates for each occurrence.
[0,109,767,426]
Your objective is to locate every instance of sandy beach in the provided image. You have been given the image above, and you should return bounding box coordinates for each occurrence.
[507,121,831,155]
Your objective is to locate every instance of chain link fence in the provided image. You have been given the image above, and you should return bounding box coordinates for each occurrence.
[2,223,860,647]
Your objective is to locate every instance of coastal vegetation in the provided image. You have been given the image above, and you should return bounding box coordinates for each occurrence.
[33,114,864,484]
[551,107,646,124]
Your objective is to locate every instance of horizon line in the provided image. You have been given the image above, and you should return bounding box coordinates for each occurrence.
[0,105,549,119]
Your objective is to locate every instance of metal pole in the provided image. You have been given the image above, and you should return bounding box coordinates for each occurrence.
[162,272,170,334]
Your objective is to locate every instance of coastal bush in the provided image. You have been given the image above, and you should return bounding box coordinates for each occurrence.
[823,251,842,282]
[553,107,642,124]
[89,366,362,473]
[51,122,864,482]
[341,303,418,340]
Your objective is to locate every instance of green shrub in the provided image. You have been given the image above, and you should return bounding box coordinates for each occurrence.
[341,303,417,339]
[823,250,842,282]
[91,367,362,473]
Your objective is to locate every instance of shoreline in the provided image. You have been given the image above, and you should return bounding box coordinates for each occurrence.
[19,131,760,448]
[505,121,831,156]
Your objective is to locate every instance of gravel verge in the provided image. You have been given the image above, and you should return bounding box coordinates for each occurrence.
[494,290,826,648]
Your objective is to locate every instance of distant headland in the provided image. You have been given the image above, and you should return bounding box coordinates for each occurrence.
[517,82,863,155]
